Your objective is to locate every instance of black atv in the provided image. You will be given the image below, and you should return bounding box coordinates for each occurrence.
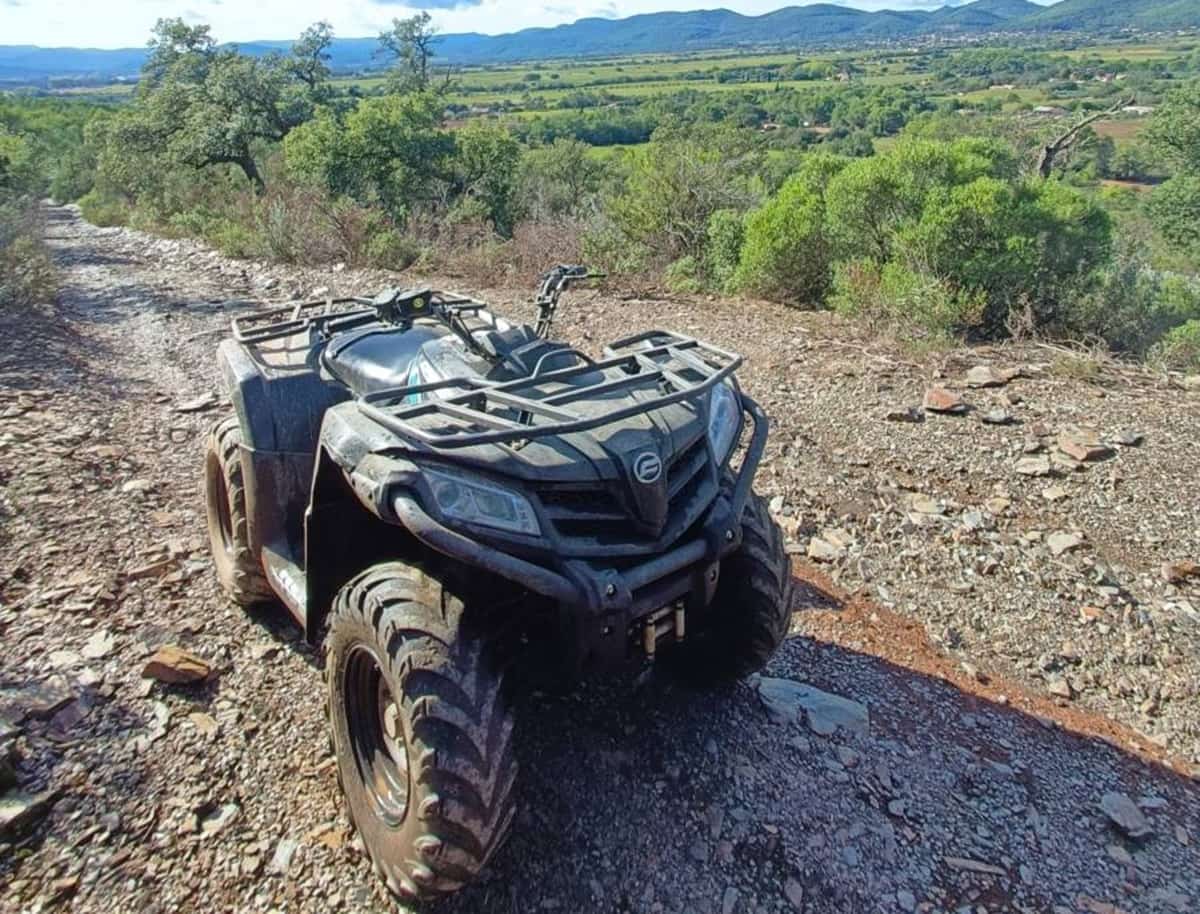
[203,265,792,899]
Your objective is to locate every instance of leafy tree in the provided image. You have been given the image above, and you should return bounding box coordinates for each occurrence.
[1144,81,1200,175]
[451,122,522,236]
[290,21,334,95]
[518,137,604,217]
[0,129,37,194]
[1147,176,1200,261]
[380,13,439,92]
[285,92,453,224]
[608,125,761,260]
[95,19,335,194]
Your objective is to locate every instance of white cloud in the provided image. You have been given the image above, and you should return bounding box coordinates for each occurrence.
[0,0,1055,49]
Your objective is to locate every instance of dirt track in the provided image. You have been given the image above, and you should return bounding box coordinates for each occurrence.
[1,206,1198,914]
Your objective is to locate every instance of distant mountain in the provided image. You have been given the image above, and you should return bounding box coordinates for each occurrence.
[1022,0,1200,30]
[2,0,1198,86]
[931,0,1043,30]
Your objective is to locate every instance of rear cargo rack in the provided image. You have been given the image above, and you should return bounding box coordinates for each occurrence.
[230,293,487,346]
[358,331,742,450]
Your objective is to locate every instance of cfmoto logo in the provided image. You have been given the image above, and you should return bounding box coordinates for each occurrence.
[633,451,663,484]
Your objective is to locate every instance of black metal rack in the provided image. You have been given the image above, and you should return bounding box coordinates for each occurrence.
[357,331,743,450]
[230,293,488,346]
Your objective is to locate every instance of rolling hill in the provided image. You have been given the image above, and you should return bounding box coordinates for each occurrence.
[1,0,1198,85]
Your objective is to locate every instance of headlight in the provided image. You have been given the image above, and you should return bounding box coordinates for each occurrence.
[417,468,540,536]
[707,382,741,466]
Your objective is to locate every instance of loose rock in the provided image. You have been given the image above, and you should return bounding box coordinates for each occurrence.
[142,645,211,684]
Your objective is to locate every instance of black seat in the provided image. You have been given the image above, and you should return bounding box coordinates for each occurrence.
[322,325,447,396]
[478,325,582,378]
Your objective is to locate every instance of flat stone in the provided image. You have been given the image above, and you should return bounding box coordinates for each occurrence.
[906,493,943,515]
[80,630,114,660]
[980,409,1014,426]
[0,790,57,836]
[142,645,211,684]
[199,802,239,836]
[0,676,74,723]
[173,393,218,413]
[1100,792,1153,839]
[923,387,968,414]
[1047,676,1073,699]
[722,886,739,914]
[965,365,1020,388]
[1015,455,1052,477]
[1057,427,1113,462]
[1047,531,1084,557]
[807,537,842,563]
[944,856,1006,877]
[753,676,869,737]
[268,837,299,875]
[1115,430,1144,447]
[897,889,917,912]
[1042,485,1070,502]
[784,878,804,910]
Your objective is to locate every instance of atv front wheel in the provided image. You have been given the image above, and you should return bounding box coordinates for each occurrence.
[662,492,793,683]
[325,562,517,900]
[204,416,271,605]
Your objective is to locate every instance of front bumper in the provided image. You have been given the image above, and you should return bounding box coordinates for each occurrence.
[391,395,770,617]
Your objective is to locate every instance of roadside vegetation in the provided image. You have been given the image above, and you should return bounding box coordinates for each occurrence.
[3,17,1200,368]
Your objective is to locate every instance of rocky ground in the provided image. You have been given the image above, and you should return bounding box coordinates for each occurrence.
[1,206,1198,914]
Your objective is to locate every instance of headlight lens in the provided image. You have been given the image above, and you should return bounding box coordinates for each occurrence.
[419,468,540,536]
[707,382,741,466]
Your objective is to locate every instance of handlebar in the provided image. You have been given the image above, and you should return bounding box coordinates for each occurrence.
[534,264,603,339]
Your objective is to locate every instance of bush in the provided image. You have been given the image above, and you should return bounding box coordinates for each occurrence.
[703,209,744,291]
[364,229,421,270]
[830,259,985,341]
[206,220,260,259]
[664,256,705,293]
[1146,176,1200,263]
[732,176,831,304]
[1152,319,1200,371]
[0,201,56,309]
[1064,251,1200,354]
[78,189,129,227]
[607,125,761,263]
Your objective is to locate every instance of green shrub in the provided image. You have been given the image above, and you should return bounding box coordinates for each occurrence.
[732,176,831,304]
[664,256,705,293]
[703,209,744,291]
[206,220,260,259]
[365,229,421,270]
[78,189,129,227]
[1063,249,1200,355]
[830,258,985,341]
[1146,176,1200,263]
[1152,319,1200,371]
[0,200,56,309]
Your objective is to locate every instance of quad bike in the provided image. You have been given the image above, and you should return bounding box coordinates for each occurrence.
[202,265,793,899]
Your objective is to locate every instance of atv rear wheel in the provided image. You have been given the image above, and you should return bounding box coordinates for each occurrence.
[325,562,517,900]
[662,492,793,683]
[204,416,271,605]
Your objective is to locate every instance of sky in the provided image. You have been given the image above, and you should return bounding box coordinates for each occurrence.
[0,0,1057,49]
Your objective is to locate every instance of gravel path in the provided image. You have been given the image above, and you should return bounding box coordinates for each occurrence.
[0,206,1197,914]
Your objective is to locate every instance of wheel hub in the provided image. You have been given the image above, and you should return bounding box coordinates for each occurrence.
[344,647,411,827]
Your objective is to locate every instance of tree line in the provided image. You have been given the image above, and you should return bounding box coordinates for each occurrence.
[3,20,1199,370]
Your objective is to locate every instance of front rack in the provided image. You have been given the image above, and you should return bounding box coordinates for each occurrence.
[358,330,743,450]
